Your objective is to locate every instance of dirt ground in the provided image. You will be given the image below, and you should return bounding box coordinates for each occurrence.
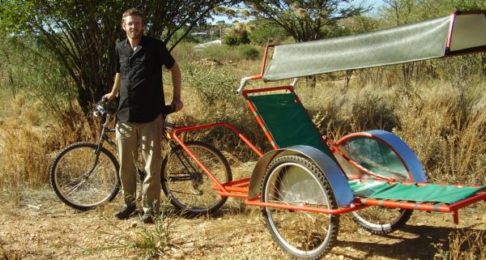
[1,184,485,260]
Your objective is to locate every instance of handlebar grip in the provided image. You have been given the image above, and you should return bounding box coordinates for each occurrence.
[163,104,176,115]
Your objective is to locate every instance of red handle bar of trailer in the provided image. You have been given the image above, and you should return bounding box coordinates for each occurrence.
[237,45,273,94]
[237,45,300,94]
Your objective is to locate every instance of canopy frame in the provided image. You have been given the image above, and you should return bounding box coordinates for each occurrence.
[237,10,486,94]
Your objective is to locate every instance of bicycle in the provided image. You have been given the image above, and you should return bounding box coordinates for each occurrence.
[49,100,232,213]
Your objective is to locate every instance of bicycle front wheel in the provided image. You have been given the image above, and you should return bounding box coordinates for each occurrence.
[49,142,120,211]
[161,141,232,216]
[261,155,339,259]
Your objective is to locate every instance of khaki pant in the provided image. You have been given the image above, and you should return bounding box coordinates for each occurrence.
[116,114,163,214]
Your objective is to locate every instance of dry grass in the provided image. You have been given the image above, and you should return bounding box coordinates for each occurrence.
[0,92,100,203]
[1,44,485,258]
[394,82,486,184]
[434,229,486,260]
[448,229,485,260]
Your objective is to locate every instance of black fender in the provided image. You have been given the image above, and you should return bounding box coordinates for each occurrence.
[248,145,354,207]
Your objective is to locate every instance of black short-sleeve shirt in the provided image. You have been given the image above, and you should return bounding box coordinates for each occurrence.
[115,36,175,123]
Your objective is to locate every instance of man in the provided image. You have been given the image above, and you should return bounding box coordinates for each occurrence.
[104,8,182,224]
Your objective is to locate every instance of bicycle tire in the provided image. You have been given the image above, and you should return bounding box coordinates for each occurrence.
[161,141,232,216]
[49,142,120,211]
[350,208,413,235]
[261,155,339,259]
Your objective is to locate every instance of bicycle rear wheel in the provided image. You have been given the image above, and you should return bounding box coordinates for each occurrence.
[261,155,339,259]
[49,142,120,211]
[161,141,232,216]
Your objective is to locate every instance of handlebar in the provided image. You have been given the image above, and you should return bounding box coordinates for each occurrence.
[93,100,176,118]
[92,99,178,144]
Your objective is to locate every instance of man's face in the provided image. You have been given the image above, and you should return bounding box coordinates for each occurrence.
[122,15,143,40]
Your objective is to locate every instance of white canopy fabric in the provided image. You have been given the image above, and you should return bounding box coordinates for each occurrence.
[262,11,486,81]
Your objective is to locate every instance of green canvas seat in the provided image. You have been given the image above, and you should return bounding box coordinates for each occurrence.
[248,93,334,158]
[349,179,486,204]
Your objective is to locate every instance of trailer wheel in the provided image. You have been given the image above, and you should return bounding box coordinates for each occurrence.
[261,155,339,259]
[351,208,412,235]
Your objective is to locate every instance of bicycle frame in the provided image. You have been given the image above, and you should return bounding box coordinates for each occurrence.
[96,113,116,148]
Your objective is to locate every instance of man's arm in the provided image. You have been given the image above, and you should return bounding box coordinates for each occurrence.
[170,62,183,111]
[103,73,121,101]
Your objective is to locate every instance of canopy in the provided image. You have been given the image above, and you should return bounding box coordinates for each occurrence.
[262,11,486,81]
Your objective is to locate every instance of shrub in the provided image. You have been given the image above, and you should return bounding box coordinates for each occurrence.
[223,23,251,46]
[223,34,239,46]
[196,44,240,63]
[237,45,260,60]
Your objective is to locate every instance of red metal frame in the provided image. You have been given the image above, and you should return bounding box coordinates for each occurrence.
[169,119,368,215]
[165,43,485,222]
[168,96,485,222]
[171,122,263,193]
[446,13,455,49]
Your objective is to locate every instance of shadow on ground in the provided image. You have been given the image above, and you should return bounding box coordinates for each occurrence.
[336,224,485,259]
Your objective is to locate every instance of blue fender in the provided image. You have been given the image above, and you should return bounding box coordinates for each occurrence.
[248,145,354,207]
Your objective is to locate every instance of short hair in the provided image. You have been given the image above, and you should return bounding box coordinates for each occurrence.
[122,8,144,24]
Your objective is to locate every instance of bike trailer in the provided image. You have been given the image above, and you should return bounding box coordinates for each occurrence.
[170,10,486,259]
[234,10,486,257]
[242,85,486,223]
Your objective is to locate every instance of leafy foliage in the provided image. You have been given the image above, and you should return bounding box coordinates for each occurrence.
[245,0,368,42]
[0,0,235,114]
[247,18,289,45]
[0,36,78,121]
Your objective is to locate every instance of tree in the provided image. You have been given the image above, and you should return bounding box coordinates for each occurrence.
[245,0,368,43]
[0,0,235,114]
[248,18,289,45]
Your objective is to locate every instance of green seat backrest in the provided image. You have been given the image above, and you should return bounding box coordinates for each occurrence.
[248,93,334,158]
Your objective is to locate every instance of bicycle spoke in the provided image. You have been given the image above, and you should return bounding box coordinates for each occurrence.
[162,141,231,216]
[64,154,102,195]
[168,189,204,196]
[168,174,195,181]
[50,143,120,210]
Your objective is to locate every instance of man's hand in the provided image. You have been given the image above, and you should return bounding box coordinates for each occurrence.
[169,63,182,112]
[104,73,121,102]
[103,92,116,101]
[171,99,183,112]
